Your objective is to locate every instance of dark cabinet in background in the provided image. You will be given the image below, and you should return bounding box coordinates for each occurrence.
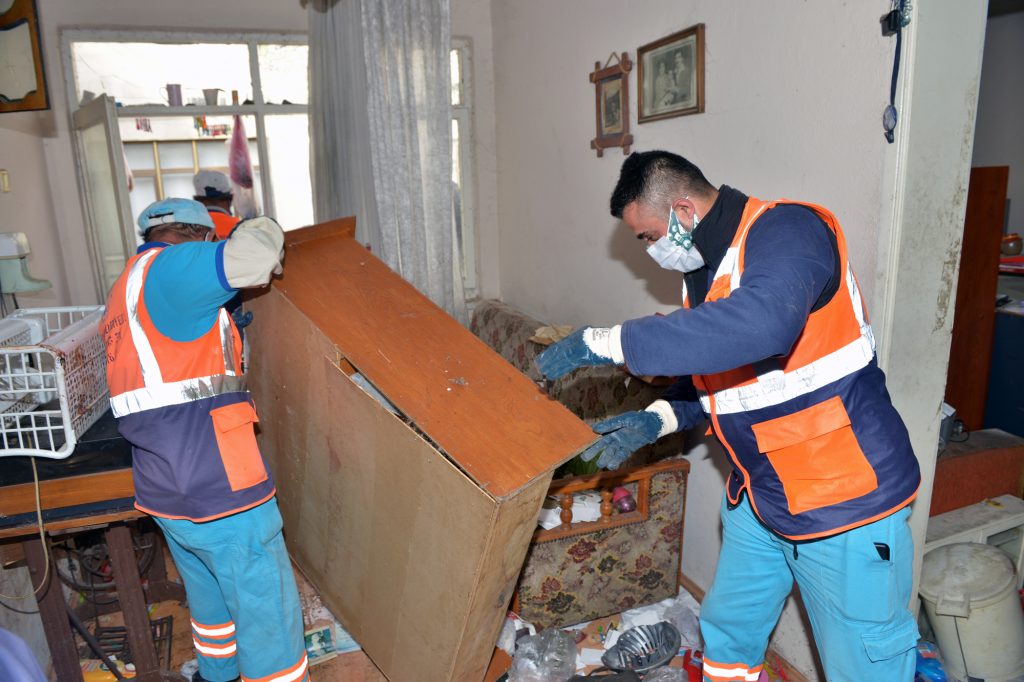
[945,166,1010,430]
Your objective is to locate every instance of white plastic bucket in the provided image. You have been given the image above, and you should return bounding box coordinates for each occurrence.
[919,542,1024,681]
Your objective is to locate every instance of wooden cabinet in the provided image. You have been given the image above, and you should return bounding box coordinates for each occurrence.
[945,166,1009,431]
[246,218,595,681]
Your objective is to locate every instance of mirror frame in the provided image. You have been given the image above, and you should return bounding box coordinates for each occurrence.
[0,0,49,113]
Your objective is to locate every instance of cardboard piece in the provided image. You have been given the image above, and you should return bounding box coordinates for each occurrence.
[247,218,596,680]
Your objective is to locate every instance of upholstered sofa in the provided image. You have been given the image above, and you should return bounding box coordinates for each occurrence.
[469,299,689,628]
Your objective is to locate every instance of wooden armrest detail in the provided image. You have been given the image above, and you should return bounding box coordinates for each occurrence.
[534,459,689,543]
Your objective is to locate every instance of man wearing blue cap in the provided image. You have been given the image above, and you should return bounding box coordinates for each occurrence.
[101,199,308,682]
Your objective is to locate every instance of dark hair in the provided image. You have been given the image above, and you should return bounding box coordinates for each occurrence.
[194,194,232,204]
[144,222,211,243]
[609,151,714,218]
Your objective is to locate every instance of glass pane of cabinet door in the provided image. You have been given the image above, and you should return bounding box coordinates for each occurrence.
[72,95,135,297]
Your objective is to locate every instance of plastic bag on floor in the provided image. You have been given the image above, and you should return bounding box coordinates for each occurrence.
[497,612,537,656]
[662,598,701,649]
[509,628,576,682]
[643,667,685,682]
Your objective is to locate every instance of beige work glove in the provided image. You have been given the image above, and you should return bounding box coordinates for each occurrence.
[222,216,285,288]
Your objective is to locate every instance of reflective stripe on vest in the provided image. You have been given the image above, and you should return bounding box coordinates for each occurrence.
[109,249,244,418]
[694,199,875,414]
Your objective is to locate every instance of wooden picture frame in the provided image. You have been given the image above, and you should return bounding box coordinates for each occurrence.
[637,23,704,124]
[0,0,49,113]
[590,52,633,157]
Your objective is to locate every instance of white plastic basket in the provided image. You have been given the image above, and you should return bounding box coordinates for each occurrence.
[0,306,108,459]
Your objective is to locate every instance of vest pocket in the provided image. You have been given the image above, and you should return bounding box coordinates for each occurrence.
[750,396,877,515]
[210,402,267,492]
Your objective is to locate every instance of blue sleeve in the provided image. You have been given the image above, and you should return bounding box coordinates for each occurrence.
[143,241,236,342]
[661,377,706,431]
[0,629,47,682]
[621,205,835,377]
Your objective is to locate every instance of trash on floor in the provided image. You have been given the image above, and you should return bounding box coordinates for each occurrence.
[601,621,681,673]
[617,587,702,651]
[508,628,577,682]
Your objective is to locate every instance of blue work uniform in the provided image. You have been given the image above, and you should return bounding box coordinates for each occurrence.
[620,187,920,681]
[102,241,307,682]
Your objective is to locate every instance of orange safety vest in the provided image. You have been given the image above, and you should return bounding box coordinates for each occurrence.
[689,197,919,540]
[209,210,241,240]
[102,247,275,521]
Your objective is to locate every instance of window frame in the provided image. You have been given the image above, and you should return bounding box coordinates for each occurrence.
[60,28,309,224]
[451,36,477,298]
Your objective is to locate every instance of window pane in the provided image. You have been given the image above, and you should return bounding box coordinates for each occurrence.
[79,122,128,290]
[258,44,308,105]
[128,175,158,229]
[157,142,194,172]
[161,172,195,201]
[450,48,462,106]
[451,118,461,186]
[124,142,154,171]
[72,42,252,107]
[197,139,229,170]
[451,117,463,254]
[265,114,313,230]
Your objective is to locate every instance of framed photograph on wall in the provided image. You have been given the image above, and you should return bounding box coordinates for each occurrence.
[589,52,633,157]
[637,23,704,124]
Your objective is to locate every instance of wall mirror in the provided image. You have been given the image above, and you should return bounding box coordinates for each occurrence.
[0,0,50,113]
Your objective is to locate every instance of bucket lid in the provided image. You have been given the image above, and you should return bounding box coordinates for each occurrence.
[920,543,1016,605]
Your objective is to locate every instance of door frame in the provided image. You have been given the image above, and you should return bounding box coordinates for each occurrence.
[872,0,990,603]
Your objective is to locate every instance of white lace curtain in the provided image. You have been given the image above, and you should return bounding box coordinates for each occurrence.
[308,0,464,320]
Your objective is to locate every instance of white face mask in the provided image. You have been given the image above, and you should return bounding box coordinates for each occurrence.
[646,206,704,273]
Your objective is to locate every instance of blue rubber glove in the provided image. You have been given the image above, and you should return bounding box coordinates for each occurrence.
[580,411,663,470]
[535,327,616,381]
[232,308,254,329]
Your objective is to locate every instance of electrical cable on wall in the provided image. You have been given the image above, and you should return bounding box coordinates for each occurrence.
[881,0,912,143]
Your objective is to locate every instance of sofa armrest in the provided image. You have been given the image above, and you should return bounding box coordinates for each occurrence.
[469,299,547,379]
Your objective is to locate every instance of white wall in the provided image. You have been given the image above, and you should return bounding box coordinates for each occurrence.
[0,112,66,307]
[489,0,895,331]
[972,12,1024,231]
[485,1,911,678]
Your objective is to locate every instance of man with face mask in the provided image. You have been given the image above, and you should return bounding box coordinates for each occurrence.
[536,151,921,682]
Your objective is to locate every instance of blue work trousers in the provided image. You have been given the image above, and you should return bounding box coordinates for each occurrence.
[154,498,308,682]
[700,494,919,681]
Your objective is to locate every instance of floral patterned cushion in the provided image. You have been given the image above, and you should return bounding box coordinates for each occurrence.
[470,299,689,627]
[515,468,687,629]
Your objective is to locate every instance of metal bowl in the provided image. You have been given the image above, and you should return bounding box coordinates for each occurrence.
[600,621,681,673]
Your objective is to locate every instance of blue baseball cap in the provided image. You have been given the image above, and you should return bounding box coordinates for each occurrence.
[137,198,215,235]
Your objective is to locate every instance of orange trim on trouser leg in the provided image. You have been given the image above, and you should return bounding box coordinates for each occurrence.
[703,658,763,681]
[241,653,309,682]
